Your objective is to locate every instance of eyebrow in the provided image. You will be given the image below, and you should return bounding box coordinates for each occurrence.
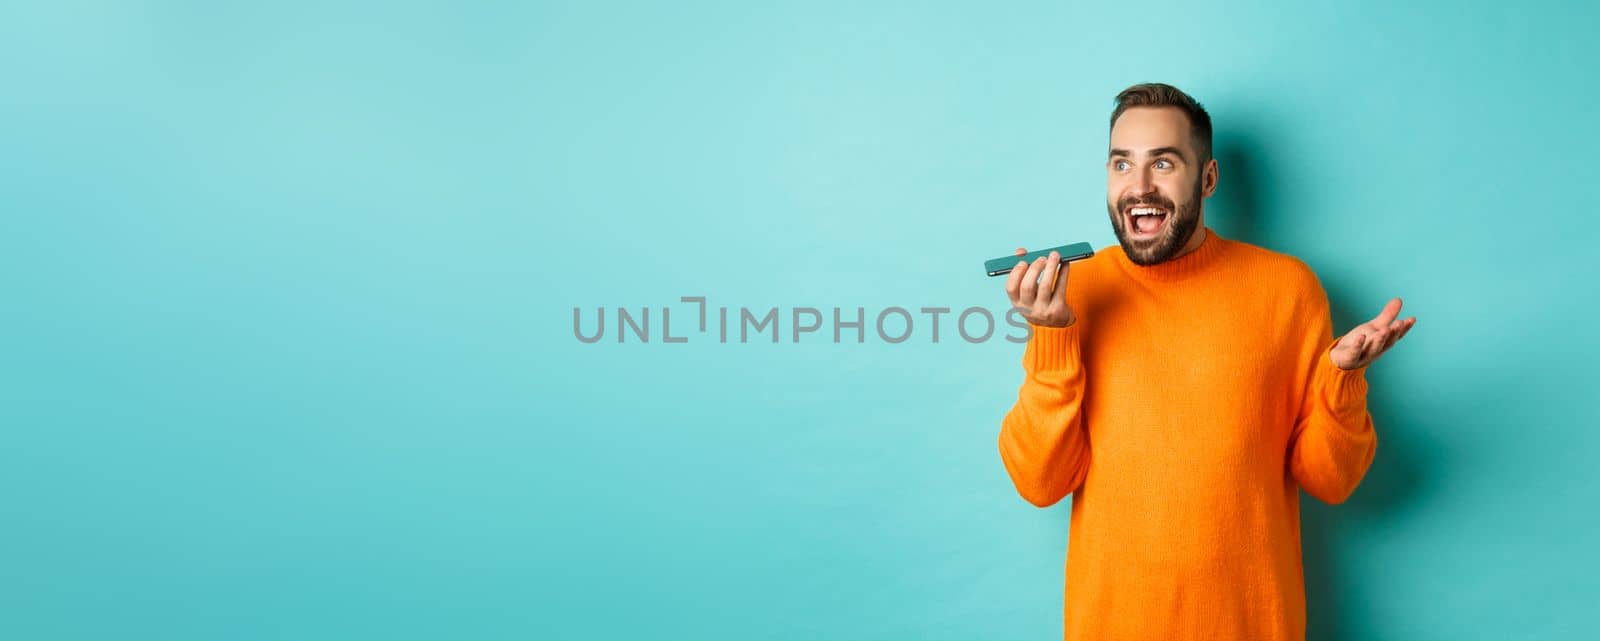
[1108,146,1189,163]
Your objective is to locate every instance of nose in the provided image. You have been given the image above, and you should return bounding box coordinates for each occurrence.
[1125,168,1157,202]
[1131,165,1155,194]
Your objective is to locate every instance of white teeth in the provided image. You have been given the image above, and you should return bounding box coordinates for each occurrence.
[1130,207,1167,216]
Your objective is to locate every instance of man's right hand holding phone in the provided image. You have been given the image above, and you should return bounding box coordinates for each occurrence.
[1004,247,1076,328]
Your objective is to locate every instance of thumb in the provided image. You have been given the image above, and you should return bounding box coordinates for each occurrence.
[1333,331,1366,362]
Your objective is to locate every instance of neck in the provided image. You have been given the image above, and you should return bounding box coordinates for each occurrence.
[1172,222,1207,259]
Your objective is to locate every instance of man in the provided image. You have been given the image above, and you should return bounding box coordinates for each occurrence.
[997,83,1417,640]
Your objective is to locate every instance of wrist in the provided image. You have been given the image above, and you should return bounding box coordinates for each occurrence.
[1321,341,1370,404]
[1024,323,1080,371]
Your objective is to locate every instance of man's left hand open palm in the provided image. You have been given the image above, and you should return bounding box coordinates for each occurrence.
[1331,297,1417,370]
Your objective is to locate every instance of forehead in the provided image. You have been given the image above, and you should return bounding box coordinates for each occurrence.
[1109,106,1194,154]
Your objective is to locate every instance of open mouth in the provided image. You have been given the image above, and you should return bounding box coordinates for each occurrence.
[1125,206,1169,237]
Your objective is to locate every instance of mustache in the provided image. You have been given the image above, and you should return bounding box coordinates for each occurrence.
[1117,193,1174,212]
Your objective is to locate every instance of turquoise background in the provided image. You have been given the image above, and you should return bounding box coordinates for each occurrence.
[3,1,1596,639]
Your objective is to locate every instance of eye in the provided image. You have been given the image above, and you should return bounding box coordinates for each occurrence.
[1154,158,1173,169]
[1112,160,1130,171]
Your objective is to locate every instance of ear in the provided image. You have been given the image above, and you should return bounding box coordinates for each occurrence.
[1201,157,1220,198]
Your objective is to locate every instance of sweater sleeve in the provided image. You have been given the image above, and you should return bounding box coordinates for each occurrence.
[1286,281,1378,505]
[998,323,1092,508]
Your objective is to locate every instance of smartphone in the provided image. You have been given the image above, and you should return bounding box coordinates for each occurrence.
[984,242,1095,277]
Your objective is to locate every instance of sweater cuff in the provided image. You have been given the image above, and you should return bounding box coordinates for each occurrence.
[1024,323,1081,372]
[1320,339,1369,406]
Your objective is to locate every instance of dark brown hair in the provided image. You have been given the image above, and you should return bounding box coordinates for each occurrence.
[1110,83,1213,163]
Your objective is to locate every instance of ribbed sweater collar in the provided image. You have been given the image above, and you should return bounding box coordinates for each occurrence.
[1112,226,1228,282]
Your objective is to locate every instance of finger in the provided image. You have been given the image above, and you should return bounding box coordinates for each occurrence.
[1019,256,1046,302]
[1362,329,1389,361]
[1382,327,1402,352]
[1370,297,1403,328]
[1034,251,1061,309]
[1385,313,1414,334]
[1389,317,1417,345]
[1015,247,1027,256]
[1004,259,1028,303]
[1050,257,1071,306]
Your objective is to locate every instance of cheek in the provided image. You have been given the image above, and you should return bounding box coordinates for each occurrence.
[1108,176,1133,199]
[1159,175,1196,200]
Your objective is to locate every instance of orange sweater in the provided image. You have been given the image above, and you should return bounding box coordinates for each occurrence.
[998,227,1377,641]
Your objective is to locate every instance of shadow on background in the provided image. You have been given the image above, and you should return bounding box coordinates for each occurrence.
[1212,133,1433,641]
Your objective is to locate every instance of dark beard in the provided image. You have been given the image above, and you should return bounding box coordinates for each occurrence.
[1106,176,1204,266]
